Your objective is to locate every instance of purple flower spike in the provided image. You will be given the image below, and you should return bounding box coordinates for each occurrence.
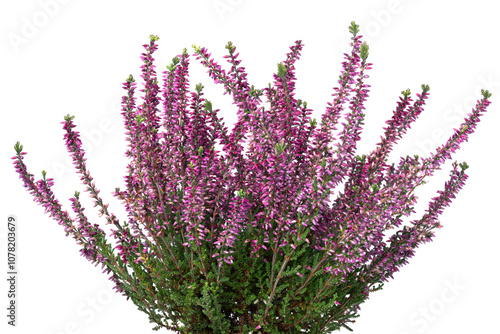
[12,23,493,333]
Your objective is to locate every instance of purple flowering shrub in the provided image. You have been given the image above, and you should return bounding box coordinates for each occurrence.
[13,22,492,333]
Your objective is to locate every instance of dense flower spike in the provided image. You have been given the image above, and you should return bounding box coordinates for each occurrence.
[13,23,492,333]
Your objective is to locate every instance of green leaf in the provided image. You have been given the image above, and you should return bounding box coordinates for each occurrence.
[195,83,204,93]
[349,21,360,37]
[281,265,300,278]
[277,62,287,79]
[192,44,201,53]
[64,114,75,122]
[149,34,160,42]
[204,100,213,112]
[360,41,369,61]
[459,161,469,171]
[321,157,326,168]
[275,282,290,295]
[225,41,235,53]
[14,141,23,154]
[401,88,411,99]
[481,89,492,99]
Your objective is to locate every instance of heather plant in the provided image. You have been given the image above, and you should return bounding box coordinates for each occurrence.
[12,21,492,333]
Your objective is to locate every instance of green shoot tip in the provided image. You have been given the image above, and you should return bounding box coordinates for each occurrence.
[458,161,469,171]
[64,114,75,122]
[402,88,411,99]
[195,83,204,93]
[481,89,492,99]
[277,62,286,79]
[14,141,23,154]
[192,44,201,53]
[349,21,360,37]
[360,41,369,61]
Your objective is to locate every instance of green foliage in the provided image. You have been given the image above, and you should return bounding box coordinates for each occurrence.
[401,88,411,99]
[14,141,23,155]
[482,89,492,99]
[277,62,287,79]
[126,74,135,83]
[348,21,360,37]
[360,41,369,61]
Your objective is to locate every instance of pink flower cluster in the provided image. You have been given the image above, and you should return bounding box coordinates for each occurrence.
[12,22,492,331]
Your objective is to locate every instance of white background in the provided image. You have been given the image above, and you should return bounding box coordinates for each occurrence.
[1,1,499,333]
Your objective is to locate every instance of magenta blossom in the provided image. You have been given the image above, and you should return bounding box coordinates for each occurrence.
[12,22,492,333]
